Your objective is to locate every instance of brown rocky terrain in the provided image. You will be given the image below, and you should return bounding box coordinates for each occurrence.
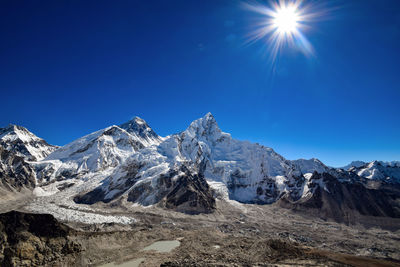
[0,211,81,266]
[278,172,400,228]
[1,198,399,267]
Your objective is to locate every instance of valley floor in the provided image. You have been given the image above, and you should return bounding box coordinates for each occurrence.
[1,194,400,267]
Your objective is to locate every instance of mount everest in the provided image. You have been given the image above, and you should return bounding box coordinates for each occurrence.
[1,113,399,221]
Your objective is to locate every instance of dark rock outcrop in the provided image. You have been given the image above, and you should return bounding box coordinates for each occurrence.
[0,147,36,191]
[278,172,400,226]
[76,163,216,215]
[0,211,81,267]
[163,166,216,214]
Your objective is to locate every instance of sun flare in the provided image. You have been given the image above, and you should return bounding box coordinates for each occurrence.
[272,5,299,34]
[244,0,320,62]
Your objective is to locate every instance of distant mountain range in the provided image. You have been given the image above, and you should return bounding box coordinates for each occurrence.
[1,113,399,222]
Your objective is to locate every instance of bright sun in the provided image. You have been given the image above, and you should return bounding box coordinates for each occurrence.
[244,0,318,61]
[272,6,299,34]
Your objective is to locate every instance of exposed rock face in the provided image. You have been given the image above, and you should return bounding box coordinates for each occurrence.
[76,163,216,214]
[278,172,400,224]
[0,124,56,194]
[0,211,81,267]
[0,147,36,191]
[162,165,216,214]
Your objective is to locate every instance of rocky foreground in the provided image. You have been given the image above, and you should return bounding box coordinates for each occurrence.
[0,211,80,266]
[1,201,400,267]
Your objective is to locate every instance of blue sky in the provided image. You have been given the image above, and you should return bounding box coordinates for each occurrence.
[1,0,399,167]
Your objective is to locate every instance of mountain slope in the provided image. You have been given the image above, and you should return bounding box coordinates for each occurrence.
[35,120,161,183]
[0,146,36,193]
[349,161,400,183]
[278,172,400,225]
[341,161,367,170]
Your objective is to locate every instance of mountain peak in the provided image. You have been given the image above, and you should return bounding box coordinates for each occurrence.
[204,112,214,119]
[0,124,57,161]
[341,160,366,170]
[185,113,221,140]
[131,116,146,125]
[1,124,27,135]
[119,116,161,144]
[0,124,42,143]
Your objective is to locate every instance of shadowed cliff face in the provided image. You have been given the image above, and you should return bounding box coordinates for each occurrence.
[0,147,36,191]
[278,172,400,228]
[75,163,216,215]
[162,165,216,214]
[0,211,81,267]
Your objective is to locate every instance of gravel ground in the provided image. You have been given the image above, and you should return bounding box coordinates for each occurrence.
[2,195,400,266]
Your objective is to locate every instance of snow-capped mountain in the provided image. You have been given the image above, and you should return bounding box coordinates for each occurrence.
[291,158,330,174]
[76,113,337,210]
[340,160,367,170]
[35,118,161,183]
[119,116,162,145]
[349,161,400,183]
[0,124,57,161]
[1,113,399,220]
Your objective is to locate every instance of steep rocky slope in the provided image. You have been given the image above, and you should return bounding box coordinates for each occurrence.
[0,147,36,193]
[278,172,400,224]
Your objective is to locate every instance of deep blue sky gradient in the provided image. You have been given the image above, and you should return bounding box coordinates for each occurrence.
[1,0,399,167]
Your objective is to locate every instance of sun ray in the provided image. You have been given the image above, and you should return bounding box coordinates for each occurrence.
[243,0,322,62]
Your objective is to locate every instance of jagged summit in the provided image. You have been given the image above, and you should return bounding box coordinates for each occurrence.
[119,116,161,145]
[184,112,224,142]
[0,124,36,140]
[349,160,400,182]
[0,124,57,161]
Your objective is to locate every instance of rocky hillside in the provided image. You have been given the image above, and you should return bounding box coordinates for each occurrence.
[278,172,400,224]
[0,147,36,192]
[0,211,81,267]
